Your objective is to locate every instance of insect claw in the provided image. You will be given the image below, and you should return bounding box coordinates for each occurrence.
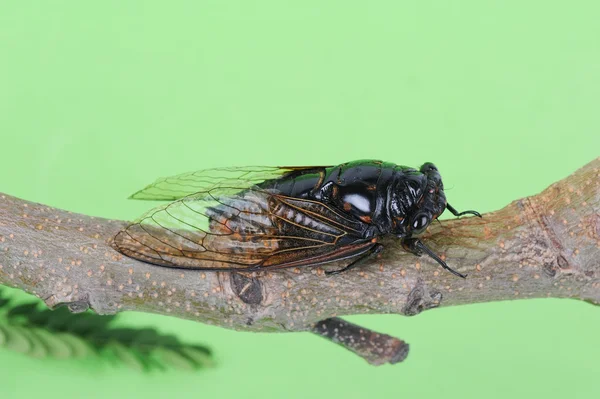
[325,269,342,276]
[449,269,467,279]
[465,210,482,218]
[446,204,482,218]
[402,238,467,278]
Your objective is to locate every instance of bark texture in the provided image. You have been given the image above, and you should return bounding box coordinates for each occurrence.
[1,158,599,365]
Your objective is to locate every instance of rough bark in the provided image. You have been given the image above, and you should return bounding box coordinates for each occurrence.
[1,158,599,365]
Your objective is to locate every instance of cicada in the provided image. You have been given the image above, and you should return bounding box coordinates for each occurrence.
[111,160,480,278]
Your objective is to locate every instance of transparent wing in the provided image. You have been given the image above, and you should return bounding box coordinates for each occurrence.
[112,187,369,270]
[129,165,332,201]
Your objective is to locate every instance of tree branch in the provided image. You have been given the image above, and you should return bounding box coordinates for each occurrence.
[1,158,599,365]
[312,317,409,365]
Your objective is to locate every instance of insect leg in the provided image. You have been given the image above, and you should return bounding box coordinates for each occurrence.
[325,243,384,276]
[446,203,482,218]
[401,238,467,278]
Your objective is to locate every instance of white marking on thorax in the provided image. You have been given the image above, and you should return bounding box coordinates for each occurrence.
[343,194,370,213]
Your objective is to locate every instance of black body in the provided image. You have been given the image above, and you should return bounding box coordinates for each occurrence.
[259,160,479,277]
[262,160,447,237]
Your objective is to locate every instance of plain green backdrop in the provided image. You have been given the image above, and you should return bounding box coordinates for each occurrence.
[1,1,599,398]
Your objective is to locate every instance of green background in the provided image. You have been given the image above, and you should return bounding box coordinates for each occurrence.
[1,1,599,398]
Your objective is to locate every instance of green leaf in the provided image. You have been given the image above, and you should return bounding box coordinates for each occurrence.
[105,342,146,371]
[0,324,31,354]
[177,346,214,368]
[151,347,197,371]
[56,333,94,358]
[18,328,49,358]
[0,286,213,371]
[7,303,39,318]
[31,328,74,359]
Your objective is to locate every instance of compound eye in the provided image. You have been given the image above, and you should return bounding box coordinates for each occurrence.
[412,214,430,231]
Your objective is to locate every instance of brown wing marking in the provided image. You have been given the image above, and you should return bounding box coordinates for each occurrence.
[112,188,370,271]
[255,239,375,270]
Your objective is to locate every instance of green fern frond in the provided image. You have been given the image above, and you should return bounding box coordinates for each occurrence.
[0,287,213,371]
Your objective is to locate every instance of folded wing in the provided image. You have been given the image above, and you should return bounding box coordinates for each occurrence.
[112,187,368,270]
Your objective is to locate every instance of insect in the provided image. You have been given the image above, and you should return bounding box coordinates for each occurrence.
[112,160,481,278]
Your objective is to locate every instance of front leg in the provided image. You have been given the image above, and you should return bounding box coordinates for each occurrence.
[401,237,467,278]
[446,203,481,218]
